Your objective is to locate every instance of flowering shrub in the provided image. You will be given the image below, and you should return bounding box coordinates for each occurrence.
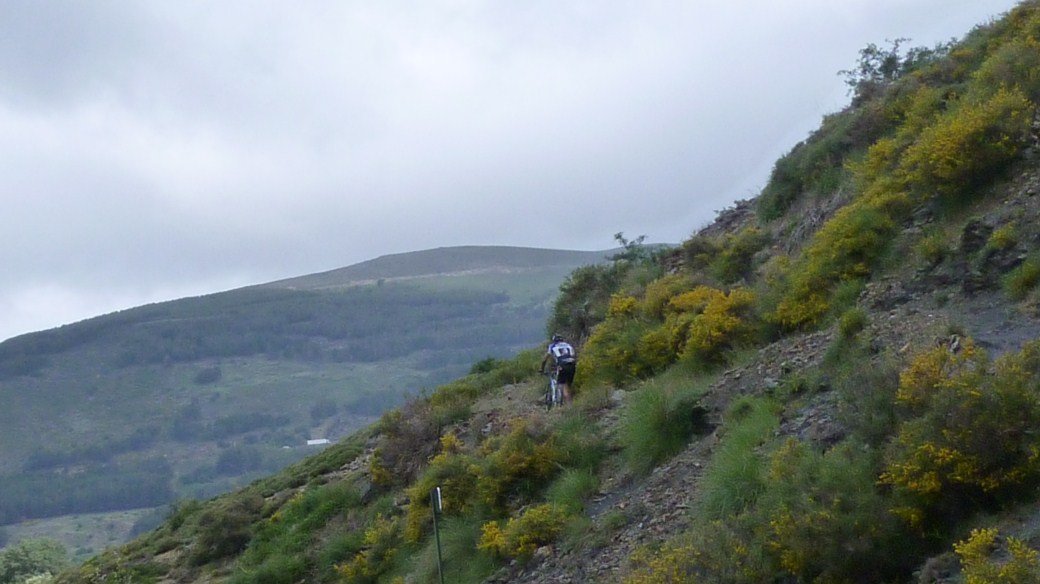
[988,223,1019,251]
[954,527,1040,584]
[475,420,560,510]
[404,419,562,542]
[772,192,903,328]
[337,514,401,583]
[477,504,568,560]
[674,287,756,363]
[624,522,768,584]
[899,87,1033,200]
[640,274,696,319]
[577,302,658,388]
[772,79,1031,331]
[579,286,757,387]
[882,341,1040,525]
[403,439,479,542]
[973,34,1040,102]
[760,440,909,582]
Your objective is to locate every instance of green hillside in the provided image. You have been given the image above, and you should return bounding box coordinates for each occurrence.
[22,2,1040,583]
[0,246,611,548]
[266,247,612,290]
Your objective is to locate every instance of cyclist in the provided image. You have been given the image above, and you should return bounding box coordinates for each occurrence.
[539,334,577,404]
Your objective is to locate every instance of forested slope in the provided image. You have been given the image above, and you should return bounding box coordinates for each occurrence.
[0,246,607,542]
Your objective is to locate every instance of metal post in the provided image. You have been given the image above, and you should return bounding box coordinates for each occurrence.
[431,487,445,584]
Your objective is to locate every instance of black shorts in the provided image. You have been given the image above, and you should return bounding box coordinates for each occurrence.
[557,361,576,385]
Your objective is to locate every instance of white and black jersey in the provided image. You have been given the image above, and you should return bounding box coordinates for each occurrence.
[548,341,576,364]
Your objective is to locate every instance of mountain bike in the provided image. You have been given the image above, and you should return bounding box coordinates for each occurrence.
[544,367,563,410]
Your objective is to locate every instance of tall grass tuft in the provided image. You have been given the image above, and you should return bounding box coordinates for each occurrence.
[408,514,497,584]
[553,411,608,471]
[696,397,779,520]
[1004,253,1040,300]
[546,468,599,514]
[620,373,711,475]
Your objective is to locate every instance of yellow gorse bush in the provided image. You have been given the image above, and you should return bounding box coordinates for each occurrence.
[623,521,766,584]
[403,440,480,542]
[337,514,401,583]
[678,287,756,361]
[772,193,901,328]
[772,73,1033,331]
[474,420,560,510]
[895,338,985,409]
[899,86,1033,198]
[403,419,561,543]
[640,274,696,319]
[954,527,1040,584]
[579,285,757,387]
[882,341,1040,522]
[477,503,568,560]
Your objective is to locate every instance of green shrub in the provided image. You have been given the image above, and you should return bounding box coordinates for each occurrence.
[165,499,203,531]
[624,521,771,584]
[972,35,1040,102]
[240,482,361,569]
[829,279,865,317]
[315,530,366,576]
[0,539,68,584]
[552,411,608,471]
[372,404,438,489]
[987,223,1019,251]
[710,227,771,284]
[680,235,718,271]
[835,354,901,447]
[757,111,859,221]
[469,357,500,375]
[190,493,265,566]
[546,264,623,343]
[230,554,307,584]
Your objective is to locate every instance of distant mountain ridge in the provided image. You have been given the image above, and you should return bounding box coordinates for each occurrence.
[0,245,614,555]
[263,246,612,290]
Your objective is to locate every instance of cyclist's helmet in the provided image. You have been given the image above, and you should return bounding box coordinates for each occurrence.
[551,334,563,343]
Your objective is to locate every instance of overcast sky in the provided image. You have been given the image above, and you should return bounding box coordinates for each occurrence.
[0,1,1022,342]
